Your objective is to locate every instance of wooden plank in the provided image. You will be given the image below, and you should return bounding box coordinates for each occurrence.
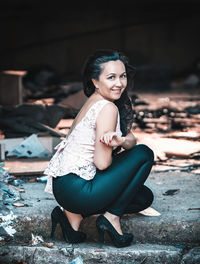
[134,131,200,160]
[4,159,49,176]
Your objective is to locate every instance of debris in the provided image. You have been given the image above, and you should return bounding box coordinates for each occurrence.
[59,88,87,110]
[185,104,200,114]
[152,138,200,158]
[175,245,186,249]
[0,174,23,236]
[153,165,188,173]
[8,184,25,193]
[153,158,200,173]
[12,202,25,207]
[0,181,21,205]
[0,162,15,184]
[22,64,61,99]
[0,103,71,138]
[136,132,200,161]
[163,189,180,196]
[31,233,44,246]
[139,207,161,216]
[166,130,200,140]
[0,211,17,239]
[68,256,83,264]
[10,179,24,186]
[188,208,200,211]
[36,176,48,183]
[43,242,54,248]
[140,256,148,264]
[0,143,5,160]
[8,134,51,158]
[16,261,27,264]
[56,119,74,130]
[131,92,200,134]
[192,169,200,174]
[29,178,36,182]
[0,240,6,246]
[184,74,199,88]
[4,158,50,176]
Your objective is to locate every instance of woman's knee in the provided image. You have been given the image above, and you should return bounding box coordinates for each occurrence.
[133,144,154,164]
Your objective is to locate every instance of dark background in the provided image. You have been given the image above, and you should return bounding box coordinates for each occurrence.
[0,0,200,90]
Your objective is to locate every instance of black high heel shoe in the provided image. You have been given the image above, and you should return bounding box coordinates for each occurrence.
[96,215,133,248]
[50,206,86,243]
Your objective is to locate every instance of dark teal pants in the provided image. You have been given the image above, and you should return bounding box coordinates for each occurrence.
[53,144,154,217]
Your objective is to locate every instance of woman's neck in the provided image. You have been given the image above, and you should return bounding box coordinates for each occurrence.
[92,91,114,102]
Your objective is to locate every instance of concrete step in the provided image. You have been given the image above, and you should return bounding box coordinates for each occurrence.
[4,171,199,246]
[2,242,200,264]
[1,171,200,264]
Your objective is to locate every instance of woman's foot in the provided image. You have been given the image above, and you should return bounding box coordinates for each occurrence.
[103,212,123,235]
[51,206,86,243]
[64,210,83,231]
[96,214,133,248]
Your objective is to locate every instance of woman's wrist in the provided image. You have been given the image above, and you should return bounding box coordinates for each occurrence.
[121,136,126,146]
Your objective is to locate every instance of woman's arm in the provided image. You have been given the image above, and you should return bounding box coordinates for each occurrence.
[94,103,137,170]
[94,103,118,170]
[121,131,137,150]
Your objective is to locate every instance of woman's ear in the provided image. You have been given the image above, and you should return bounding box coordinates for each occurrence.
[92,78,99,89]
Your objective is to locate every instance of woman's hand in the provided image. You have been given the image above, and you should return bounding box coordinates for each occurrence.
[99,132,124,148]
[100,131,137,150]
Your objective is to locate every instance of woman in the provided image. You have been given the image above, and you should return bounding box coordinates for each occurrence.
[44,49,154,248]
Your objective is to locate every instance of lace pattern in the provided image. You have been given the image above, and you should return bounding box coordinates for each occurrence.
[44,99,122,194]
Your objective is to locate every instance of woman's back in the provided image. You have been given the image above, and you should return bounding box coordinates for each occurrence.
[44,99,122,193]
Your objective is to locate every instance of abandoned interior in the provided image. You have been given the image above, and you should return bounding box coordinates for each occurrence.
[0,1,200,262]
[0,0,200,175]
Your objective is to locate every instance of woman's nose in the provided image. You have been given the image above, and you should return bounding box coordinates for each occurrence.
[115,78,122,87]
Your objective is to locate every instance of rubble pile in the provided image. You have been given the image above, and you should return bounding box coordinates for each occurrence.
[0,162,23,242]
[0,103,75,138]
[130,92,200,174]
[131,93,200,132]
[0,86,199,174]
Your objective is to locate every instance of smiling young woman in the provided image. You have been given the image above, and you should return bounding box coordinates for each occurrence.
[44,49,154,248]
[92,60,127,102]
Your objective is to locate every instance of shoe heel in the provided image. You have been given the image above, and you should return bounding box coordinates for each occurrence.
[50,215,58,238]
[97,227,104,248]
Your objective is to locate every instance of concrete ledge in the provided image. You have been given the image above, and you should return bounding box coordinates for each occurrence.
[0,243,183,264]
[7,171,200,245]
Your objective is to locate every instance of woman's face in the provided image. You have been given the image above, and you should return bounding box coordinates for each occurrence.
[92,60,127,101]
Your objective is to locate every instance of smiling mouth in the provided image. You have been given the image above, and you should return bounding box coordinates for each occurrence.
[111,89,122,94]
[111,88,122,91]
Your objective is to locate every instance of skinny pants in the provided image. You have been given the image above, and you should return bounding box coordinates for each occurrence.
[53,144,154,217]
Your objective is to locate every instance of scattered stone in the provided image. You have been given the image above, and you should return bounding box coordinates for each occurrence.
[12,202,25,207]
[43,242,54,248]
[181,247,200,264]
[163,189,180,196]
[31,233,44,246]
[0,210,17,239]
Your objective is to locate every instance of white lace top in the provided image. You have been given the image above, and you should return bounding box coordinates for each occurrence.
[44,99,122,194]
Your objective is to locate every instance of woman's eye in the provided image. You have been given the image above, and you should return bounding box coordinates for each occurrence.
[121,73,127,79]
[108,75,115,80]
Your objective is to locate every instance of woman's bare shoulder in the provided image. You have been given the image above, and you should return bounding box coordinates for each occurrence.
[97,101,118,123]
[102,101,118,113]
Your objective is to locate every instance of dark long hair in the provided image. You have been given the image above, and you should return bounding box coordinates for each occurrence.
[82,49,136,136]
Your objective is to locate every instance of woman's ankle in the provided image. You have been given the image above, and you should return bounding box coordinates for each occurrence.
[64,210,83,231]
[103,212,123,235]
[104,212,119,221]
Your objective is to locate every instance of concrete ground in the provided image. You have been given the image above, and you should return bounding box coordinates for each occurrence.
[0,170,200,263]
